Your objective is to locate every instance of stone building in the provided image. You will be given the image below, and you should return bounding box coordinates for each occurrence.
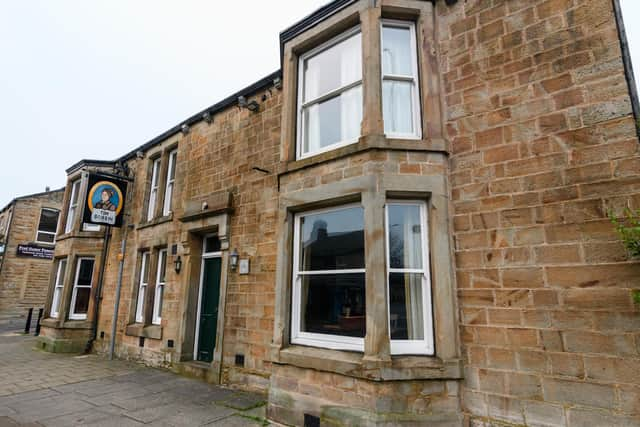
[0,188,64,314]
[38,0,640,425]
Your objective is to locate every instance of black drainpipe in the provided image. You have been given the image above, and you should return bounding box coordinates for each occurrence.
[85,225,112,353]
[612,0,640,138]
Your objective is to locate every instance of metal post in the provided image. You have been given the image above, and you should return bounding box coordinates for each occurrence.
[108,227,128,360]
[24,308,33,334]
[34,308,43,336]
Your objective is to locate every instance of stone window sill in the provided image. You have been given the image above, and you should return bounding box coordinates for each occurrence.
[279,135,449,178]
[271,345,463,381]
[41,318,93,330]
[137,214,173,230]
[125,323,162,340]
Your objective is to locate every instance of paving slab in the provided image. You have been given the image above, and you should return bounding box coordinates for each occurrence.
[0,315,271,426]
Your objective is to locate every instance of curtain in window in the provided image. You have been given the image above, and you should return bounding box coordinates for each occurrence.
[340,37,362,143]
[402,207,423,340]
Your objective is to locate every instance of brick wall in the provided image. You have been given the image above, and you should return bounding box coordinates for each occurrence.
[439,0,640,425]
[0,191,64,313]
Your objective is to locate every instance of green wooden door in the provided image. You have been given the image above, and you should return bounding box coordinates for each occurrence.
[197,257,221,363]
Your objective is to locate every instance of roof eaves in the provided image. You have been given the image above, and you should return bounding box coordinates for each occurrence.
[279,0,358,66]
[1,187,65,214]
[117,70,282,163]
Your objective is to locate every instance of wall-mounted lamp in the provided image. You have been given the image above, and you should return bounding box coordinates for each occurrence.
[181,124,190,134]
[202,111,213,124]
[174,256,182,273]
[273,77,282,90]
[237,96,259,112]
[229,248,239,271]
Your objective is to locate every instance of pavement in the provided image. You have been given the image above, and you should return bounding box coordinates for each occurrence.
[0,313,270,426]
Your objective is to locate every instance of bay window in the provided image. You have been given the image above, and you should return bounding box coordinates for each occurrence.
[35,208,59,244]
[385,201,433,355]
[297,28,363,159]
[135,251,150,323]
[152,249,167,325]
[162,150,177,216]
[147,158,161,221]
[290,201,434,355]
[294,20,422,160]
[291,205,366,351]
[381,20,421,139]
[50,258,67,318]
[69,257,94,320]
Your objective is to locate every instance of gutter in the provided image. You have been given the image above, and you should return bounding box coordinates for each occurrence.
[612,0,640,138]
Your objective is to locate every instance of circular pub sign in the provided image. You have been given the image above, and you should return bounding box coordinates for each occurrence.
[85,177,126,226]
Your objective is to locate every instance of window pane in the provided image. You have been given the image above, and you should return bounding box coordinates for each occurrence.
[156,286,164,319]
[168,152,177,180]
[158,251,167,283]
[77,259,94,287]
[38,210,59,233]
[304,85,362,154]
[300,206,364,271]
[152,159,160,186]
[382,25,413,76]
[300,273,365,337]
[136,286,145,322]
[204,236,221,253]
[57,260,67,286]
[51,288,62,315]
[73,287,91,315]
[303,32,362,101]
[388,204,423,269]
[70,181,80,204]
[383,81,414,135]
[65,207,76,232]
[142,253,150,283]
[36,232,55,244]
[389,272,424,340]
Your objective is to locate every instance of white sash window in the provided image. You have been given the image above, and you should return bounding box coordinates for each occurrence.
[297,27,363,159]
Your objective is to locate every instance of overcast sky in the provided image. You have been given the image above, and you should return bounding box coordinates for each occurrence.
[0,1,639,208]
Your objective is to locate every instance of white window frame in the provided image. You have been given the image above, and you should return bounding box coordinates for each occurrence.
[69,257,94,320]
[152,249,167,325]
[147,158,161,221]
[291,203,365,352]
[384,200,433,355]
[65,180,81,233]
[380,19,422,140]
[50,258,67,318]
[296,26,363,160]
[162,150,177,216]
[35,208,60,244]
[194,234,222,360]
[135,251,150,323]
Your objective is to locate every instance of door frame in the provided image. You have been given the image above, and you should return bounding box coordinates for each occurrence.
[194,234,222,361]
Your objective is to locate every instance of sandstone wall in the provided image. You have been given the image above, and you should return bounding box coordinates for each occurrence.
[438,0,640,425]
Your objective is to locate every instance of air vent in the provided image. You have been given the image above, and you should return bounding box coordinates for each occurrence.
[100,331,104,339]
[139,337,145,347]
[304,414,320,427]
[167,339,174,348]
[235,354,245,367]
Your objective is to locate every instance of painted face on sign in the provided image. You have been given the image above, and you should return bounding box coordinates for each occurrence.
[101,190,110,202]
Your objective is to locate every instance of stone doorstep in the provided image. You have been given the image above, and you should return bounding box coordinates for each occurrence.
[173,360,217,383]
